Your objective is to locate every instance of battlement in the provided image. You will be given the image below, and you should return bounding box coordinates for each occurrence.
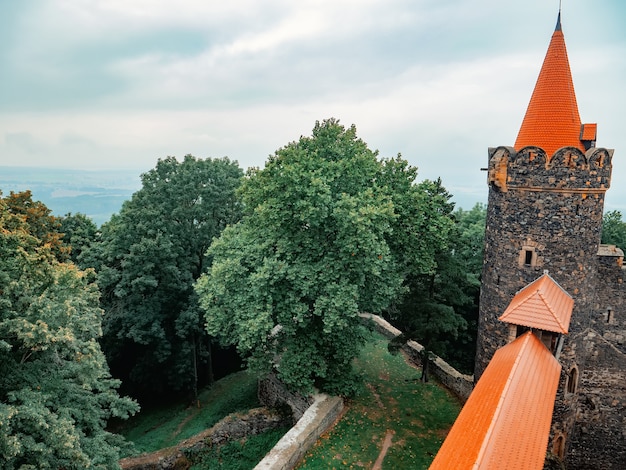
[488,146,613,192]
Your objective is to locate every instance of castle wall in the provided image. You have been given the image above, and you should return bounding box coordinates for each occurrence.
[476,146,611,377]
[562,253,626,469]
[476,145,618,468]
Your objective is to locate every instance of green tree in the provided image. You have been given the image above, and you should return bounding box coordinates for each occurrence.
[0,192,138,469]
[386,180,470,381]
[453,202,487,284]
[602,210,626,250]
[91,156,243,401]
[196,119,410,395]
[443,202,487,374]
[58,212,99,267]
[4,190,69,262]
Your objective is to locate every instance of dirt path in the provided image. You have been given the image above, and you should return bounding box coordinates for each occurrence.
[169,404,201,441]
[366,383,385,409]
[372,429,395,470]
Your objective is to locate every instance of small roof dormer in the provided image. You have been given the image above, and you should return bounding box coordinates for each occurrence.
[514,12,591,157]
[499,272,573,334]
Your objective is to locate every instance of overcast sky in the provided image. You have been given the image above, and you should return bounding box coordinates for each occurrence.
[1,0,625,210]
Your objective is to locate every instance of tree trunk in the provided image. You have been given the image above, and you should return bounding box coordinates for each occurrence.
[421,350,430,383]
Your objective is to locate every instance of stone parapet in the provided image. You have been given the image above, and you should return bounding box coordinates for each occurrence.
[360,313,474,402]
[254,394,344,470]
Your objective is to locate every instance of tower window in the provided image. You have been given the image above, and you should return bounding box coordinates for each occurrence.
[524,250,533,265]
[607,308,614,324]
[553,434,566,459]
[518,244,539,267]
[567,366,579,394]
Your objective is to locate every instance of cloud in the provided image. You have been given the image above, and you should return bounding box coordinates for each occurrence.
[0,0,625,211]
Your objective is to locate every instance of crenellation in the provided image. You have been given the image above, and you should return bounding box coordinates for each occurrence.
[488,146,613,192]
[477,141,622,467]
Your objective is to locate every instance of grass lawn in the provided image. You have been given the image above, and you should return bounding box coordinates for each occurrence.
[296,330,461,469]
[189,427,289,470]
[118,370,260,456]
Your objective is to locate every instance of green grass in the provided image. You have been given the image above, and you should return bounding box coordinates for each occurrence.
[189,426,290,470]
[118,370,260,456]
[118,331,461,468]
[296,330,461,469]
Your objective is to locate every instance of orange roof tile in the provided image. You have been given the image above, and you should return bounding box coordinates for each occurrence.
[499,272,573,334]
[514,14,584,156]
[429,332,562,470]
[580,123,597,141]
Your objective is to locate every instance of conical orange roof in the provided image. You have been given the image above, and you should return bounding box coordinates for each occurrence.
[514,13,584,156]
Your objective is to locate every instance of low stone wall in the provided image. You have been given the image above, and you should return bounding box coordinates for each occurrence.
[360,313,474,402]
[119,407,290,470]
[258,373,314,421]
[254,393,344,470]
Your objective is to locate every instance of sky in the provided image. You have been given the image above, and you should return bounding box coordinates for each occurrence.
[1,0,625,210]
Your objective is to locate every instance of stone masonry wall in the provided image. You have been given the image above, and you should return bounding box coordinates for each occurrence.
[477,144,625,469]
[361,313,474,401]
[477,145,611,378]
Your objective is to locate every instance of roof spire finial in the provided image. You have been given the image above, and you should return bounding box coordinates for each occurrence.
[556,0,562,31]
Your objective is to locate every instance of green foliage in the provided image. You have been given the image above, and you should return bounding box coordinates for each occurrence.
[3,190,70,262]
[58,212,98,267]
[189,427,288,470]
[385,182,477,378]
[119,370,259,455]
[452,202,487,285]
[0,192,138,469]
[297,330,460,469]
[437,202,486,373]
[602,210,626,250]
[196,119,406,395]
[89,155,244,400]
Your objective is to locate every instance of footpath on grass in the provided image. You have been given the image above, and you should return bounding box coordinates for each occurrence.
[296,331,462,469]
[117,330,461,469]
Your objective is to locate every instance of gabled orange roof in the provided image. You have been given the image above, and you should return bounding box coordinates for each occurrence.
[499,272,573,333]
[429,332,562,470]
[514,13,584,156]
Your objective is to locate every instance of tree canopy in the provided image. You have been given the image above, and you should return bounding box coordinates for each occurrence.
[0,191,138,469]
[196,119,459,394]
[89,155,244,401]
[59,212,99,267]
[602,210,626,250]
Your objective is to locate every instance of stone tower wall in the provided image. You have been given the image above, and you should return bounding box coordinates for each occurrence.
[476,144,614,467]
[565,253,626,469]
[476,145,612,376]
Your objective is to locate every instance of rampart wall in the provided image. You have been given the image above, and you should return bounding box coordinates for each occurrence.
[360,313,474,401]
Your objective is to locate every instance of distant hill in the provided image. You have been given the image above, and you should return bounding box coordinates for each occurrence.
[0,166,142,226]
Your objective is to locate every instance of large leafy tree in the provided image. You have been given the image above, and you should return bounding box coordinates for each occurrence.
[196,119,418,395]
[442,202,487,373]
[90,155,243,401]
[385,180,471,380]
[0,192,138,469]
[59,212,99,267]
[3,190,70,262]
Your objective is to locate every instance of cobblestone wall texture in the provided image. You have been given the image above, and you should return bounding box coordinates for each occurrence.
[477,144,626,469]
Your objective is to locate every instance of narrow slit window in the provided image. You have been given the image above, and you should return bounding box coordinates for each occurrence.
[524,250,533,265]
[567,367,579,394]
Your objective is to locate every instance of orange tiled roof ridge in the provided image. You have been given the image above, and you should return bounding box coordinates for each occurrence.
[429,332,561,470]
[514,13,584,156]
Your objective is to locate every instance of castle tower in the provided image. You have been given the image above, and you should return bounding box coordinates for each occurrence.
[475,11,619,467]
